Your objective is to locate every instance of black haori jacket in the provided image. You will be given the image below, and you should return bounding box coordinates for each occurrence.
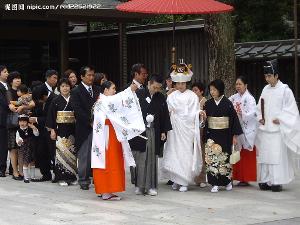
[129,87,172,157]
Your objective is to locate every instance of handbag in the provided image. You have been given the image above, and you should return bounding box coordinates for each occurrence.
[7,112,19,128]
[230,145,240,164]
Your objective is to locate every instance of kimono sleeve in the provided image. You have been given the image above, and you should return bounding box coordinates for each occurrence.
[242,94,257,124]
[46,99,57,130]
[160,96,172,133]
[229,100,243,136]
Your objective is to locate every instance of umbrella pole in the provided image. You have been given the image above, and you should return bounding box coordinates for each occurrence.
[171,15,176,64]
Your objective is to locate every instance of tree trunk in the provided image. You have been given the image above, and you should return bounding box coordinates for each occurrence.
[205,13,236,96]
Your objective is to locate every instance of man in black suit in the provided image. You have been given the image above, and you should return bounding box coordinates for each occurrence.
[70,66,100,190]
[0,65,9,177]
[30,69,58,182]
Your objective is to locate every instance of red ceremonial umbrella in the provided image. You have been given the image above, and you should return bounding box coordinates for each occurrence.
[117,0,233,63]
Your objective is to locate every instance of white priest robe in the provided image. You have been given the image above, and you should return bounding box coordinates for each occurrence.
[91,87,145,169]
[255,80,300,185]
[162,89,202,186]
[229,90,257,150]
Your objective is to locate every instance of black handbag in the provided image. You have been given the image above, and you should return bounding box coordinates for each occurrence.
[7,112,19,128]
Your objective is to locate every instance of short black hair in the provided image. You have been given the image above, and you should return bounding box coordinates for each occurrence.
[94,72,107,86]
[7,71,21,85]
[45,69,58,79]
[64,69,76,79]
[236,76,248,85]
[0,65,7,73]
[79,65,95,77]
[209,79,225,96]
[149,74,163,84]
[100,81,114,94]
[18,84,29,94]
[191,81,205,92]
[32,85,48,102]
[57,78,71,93]
[31,80,43,91]
[131,63,146,78]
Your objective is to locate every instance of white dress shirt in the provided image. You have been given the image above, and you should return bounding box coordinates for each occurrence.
[0,81,8,90]
[81,82,93,97]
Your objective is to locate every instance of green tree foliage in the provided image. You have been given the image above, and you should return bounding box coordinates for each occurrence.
[224,0,293,42]
[91,0,294,42]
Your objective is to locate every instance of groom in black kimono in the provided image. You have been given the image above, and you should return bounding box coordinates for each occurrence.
[71,66,100,190]
[129,74,172,196]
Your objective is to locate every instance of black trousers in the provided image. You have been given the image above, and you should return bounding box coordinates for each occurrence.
[35,130,52,178]
[0,127,8,172]
[77,132,92,186]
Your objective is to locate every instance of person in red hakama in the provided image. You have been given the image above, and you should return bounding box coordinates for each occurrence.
[229,76,257,186]
[92,81,145,200]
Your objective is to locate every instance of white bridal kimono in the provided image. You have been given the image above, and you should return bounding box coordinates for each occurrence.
[91,87,145,169]
[162,89,202,186]
[229,90,257,150]
[255,81,300,185]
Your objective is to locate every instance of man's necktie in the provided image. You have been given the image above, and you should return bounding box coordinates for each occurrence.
[88,87,93,97]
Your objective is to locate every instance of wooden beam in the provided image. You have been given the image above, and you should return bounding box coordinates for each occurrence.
[294,0,299,101]
[0,27,59,41]
[60,20,69,73]
[118,22,127,88]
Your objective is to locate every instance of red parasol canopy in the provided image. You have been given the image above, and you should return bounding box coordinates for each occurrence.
[116,0,233,15]
[117,0,234,64]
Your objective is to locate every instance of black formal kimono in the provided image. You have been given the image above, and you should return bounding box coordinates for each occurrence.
[148,92,172,157]
[129,87,172,155]
[46,95,77,183]
[204,96,243,186]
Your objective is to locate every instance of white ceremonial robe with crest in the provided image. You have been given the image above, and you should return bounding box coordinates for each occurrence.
[229,90,257,150]
[255,81,300,185]
[91,87,145,169]
[162,89,202,186]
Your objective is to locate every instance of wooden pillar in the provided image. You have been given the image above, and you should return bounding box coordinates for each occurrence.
[87,21,92,65]
[119,22,127,88]
[205,13,236,96]
[294,0,299,102]
[59,20,69,73]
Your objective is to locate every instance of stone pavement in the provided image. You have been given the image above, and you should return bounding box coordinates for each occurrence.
[0,169,300,225]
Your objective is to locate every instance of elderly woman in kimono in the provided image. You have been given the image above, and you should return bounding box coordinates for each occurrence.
[203,79,243,193]
[162,61,202,192]
[229,76,257,186]
[47,78,77,186]
[92,81,145,200]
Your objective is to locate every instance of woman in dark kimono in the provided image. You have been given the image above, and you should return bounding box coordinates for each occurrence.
[46,78,77,186]
[203,79,243,193]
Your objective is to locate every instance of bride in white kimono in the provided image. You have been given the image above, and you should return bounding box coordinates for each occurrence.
[162,61,202,192]
[255,59,300,192]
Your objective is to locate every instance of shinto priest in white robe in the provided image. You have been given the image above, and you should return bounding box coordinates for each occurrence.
[162,89,202,186]
[255,80,300,185]
[91,87,145,169]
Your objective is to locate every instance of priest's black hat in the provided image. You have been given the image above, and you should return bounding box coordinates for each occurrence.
[263,59,279,75]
